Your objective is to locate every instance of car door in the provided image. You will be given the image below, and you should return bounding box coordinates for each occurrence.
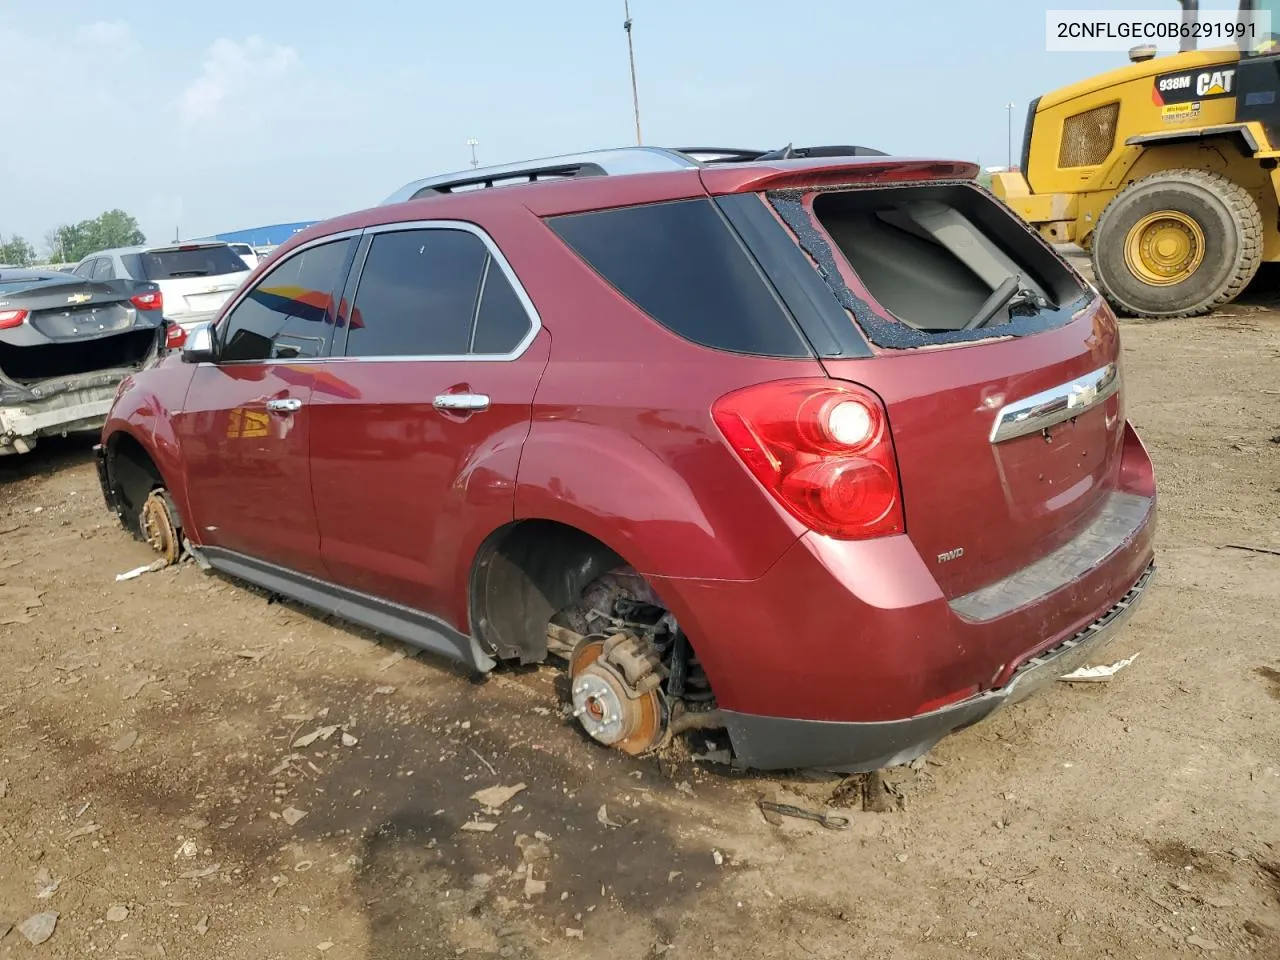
[174,233,357,578]
[309,222,549,626]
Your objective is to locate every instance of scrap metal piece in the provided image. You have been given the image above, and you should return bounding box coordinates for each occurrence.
[757,800,850,831]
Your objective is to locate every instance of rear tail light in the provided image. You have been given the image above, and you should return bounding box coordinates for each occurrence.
[165,323,187,349]
[131,290,164,312]
[0,308,28,329]
[712,378,905,540]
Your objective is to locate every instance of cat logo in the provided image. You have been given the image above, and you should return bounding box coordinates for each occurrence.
[66,293,91,304]
[1196,69,1234,97]
[1154,67,1235,105]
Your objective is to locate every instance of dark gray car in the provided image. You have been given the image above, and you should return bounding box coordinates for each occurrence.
[0,268,168,455]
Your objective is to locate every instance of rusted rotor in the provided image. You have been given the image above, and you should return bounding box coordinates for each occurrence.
[140,489,182,565]
[568,633,667,756]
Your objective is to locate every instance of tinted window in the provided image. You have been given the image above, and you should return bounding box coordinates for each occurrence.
[74,260,96,278]
[547,199,810,358]
[219,239,351,363]
[130,245,247,281]
[345,229,487,357]
[471,260,532,354]
[92,259,113,281]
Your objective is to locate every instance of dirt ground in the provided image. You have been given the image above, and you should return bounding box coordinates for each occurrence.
[1,296,1278,960]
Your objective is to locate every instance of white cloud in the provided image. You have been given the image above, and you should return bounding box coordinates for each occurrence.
[76,21,132,47]
[176,36,299,128]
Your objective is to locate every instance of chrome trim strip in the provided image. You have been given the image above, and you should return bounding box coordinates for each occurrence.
[989,362,1119,444]
[381,146,701,205]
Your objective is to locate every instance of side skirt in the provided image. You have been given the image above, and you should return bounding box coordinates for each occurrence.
[195,545,497,673]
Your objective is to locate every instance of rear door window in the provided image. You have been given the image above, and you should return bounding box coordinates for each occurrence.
[217,239,353,363]
[343,227,535,358]
[546,199,811,358]
[127,245,248,281]
[91,259,113,281]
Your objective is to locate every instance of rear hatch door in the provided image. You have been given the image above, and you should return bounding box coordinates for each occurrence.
[124,243,249,322]
[708,165,1125,600]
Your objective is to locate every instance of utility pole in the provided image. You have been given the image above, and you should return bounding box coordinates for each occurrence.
[1005,102,1016,170]
[467,138,479,169]
[623,0,642,145]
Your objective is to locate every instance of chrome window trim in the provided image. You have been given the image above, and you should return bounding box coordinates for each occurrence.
[211,229,364,366]
[336,219,542,364]
[989,362,1119,444]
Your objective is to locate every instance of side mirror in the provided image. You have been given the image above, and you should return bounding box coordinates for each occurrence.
[181,323,216,364]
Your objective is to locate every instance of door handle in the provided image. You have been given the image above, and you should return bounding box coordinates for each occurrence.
[433,393,490,413]
[265,398,303,414]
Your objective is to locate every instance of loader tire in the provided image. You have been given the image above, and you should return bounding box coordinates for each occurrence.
[1091,169,1262,319]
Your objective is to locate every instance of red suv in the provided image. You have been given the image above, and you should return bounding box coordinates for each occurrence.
[95,145,1157,772]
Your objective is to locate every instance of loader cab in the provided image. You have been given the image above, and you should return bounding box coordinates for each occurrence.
[1234,0,1280,138]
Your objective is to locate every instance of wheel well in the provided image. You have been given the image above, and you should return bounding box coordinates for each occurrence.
[106,432,167,536]
[470,520,625,664]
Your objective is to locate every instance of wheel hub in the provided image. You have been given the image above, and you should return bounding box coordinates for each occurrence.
[568,634,667,756]
[140,489,182,565]
[1123,210,1205,285]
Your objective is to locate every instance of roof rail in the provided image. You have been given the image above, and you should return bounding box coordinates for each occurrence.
[381,146,701,205]
[380,143,892,205]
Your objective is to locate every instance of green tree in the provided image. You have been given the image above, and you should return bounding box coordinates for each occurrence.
[53,209,146,262]
[0,235,36,267]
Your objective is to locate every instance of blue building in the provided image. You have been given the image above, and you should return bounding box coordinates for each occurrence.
[195,221,319,248]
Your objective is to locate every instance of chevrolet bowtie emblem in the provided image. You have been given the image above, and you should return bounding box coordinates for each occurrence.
[67,293,91,304]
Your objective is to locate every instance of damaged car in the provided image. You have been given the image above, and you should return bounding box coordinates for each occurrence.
[95,145,1157,773]
[0,268,175,456]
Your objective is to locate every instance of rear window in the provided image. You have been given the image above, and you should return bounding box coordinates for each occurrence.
[123,246,247,281]
[776,183,1088,349]
[546,198,811,358]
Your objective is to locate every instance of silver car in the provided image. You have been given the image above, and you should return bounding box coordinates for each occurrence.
[72,242,250,331]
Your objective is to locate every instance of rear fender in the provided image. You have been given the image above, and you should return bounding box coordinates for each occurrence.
[100,368,194,530]
[514,420,801,581]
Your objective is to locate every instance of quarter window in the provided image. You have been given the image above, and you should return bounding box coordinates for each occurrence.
[547,199,811,358]
[344,228,534,358]
[218,239,351,363]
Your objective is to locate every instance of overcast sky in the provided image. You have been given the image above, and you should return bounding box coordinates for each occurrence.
[0,0,1235,252]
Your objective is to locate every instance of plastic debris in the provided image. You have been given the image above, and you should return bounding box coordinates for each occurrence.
[115,559,167,582]
[1059,653,1140,683]
[18,912,57,946]
[471,783,526,810]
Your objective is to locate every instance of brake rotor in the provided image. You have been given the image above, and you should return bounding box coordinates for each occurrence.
[140,489,182,565]
[568,634,666,756]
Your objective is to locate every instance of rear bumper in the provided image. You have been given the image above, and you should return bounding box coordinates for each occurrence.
[649,422,1157,771]
[0,381,122,455]
[720,562,1154,772]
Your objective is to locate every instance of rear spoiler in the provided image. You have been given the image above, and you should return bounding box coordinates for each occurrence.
[699,158,981,195]
[147,242,229,254]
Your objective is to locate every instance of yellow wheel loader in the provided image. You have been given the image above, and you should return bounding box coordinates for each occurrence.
[992,0,1280,317]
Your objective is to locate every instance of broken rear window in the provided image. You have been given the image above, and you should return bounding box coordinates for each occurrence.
[770,183,1090,349]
